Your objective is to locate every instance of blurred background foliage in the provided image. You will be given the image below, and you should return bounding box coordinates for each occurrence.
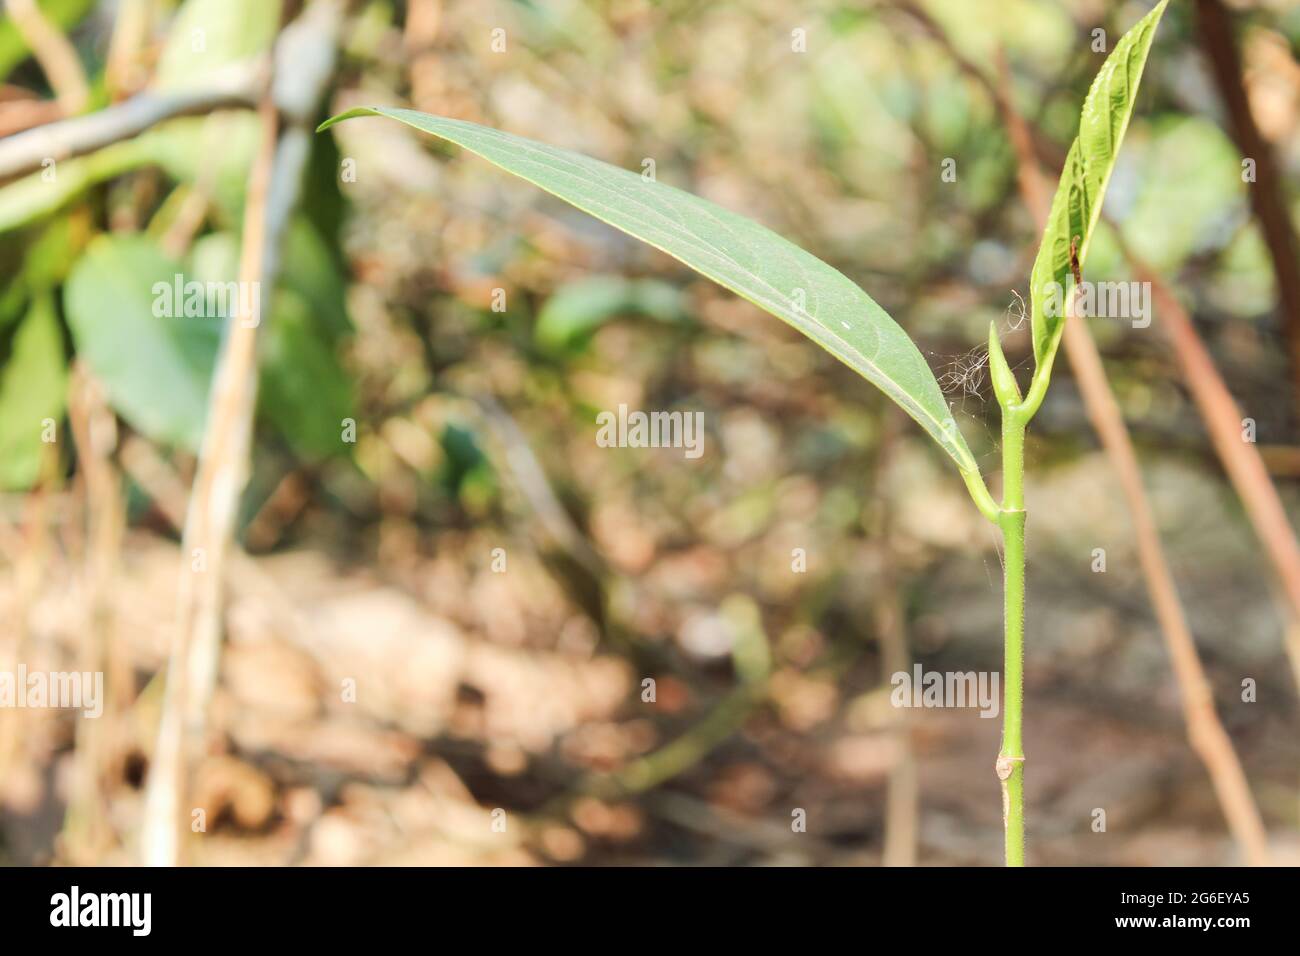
[0,0,1298,865]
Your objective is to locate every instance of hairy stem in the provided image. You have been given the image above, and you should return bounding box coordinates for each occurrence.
[997,409,1027,866]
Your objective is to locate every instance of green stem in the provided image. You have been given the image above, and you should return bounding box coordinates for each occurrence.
[961,467,1001,524]
[997,410,1027,866]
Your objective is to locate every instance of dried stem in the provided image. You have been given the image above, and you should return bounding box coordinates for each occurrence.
[140,96,279,867]
[139,0,344,866]
[1120,239,1300,695]
[6,0,90,116]
[0,444,59,785]
[1059,313,1271,865]
[61,365,126,863]
[1194,0,1300,398]
[104,0,152,101]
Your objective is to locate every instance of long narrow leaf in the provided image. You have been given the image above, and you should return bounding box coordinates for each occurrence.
[1029,0,1169,368]
[320,107,979,476]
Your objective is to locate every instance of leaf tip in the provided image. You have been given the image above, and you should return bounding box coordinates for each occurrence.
[316,107,383,134]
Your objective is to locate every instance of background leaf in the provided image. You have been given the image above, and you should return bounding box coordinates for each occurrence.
[534,275,687,355]
[189,223,355,460]
[64,235,218,450]
[153,0,281,91]
[320,107,979,476]
[0,293,67,490]
[259,288,354,460]
[1028,0,1169,368]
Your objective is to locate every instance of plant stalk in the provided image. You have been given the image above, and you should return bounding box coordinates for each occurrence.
[997,408,1027,866]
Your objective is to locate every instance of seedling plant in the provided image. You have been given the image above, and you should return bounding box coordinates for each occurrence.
[320,1,1170,865]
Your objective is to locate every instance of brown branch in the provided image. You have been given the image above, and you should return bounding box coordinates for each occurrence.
[1057,318,1272,866]
[1195,0,1300,400]
[0,62,265,181]
[889,0,1065,171]
[470,392,606,579]
[104,0,152,101]
[0,91,62,138]
[139,94,279,868]
[1119,238,1300,693]
[61,365,126,863]
[0,444,59,789]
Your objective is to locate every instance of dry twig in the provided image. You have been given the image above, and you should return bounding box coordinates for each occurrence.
[0,61,264,181]
[5,0,90,116]
[140,0,344,867]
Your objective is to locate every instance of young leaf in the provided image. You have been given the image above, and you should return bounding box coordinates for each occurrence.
[987,322,1021,408]
[1028,0,1169,371]
[319,107,980,477]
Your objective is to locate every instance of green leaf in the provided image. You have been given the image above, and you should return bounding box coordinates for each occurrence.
[319,107,978,476]
[0,293,67,490]
[0,140,153,234]
[259,288,354,460]
[62,225,354,461]
[1119,115,1244,272]
[188,224,355,460]
[64,236,219,450]
[154,0,281,91]
[280,217,352,343]
[535,275,686,354]
[1028,0,1169,370]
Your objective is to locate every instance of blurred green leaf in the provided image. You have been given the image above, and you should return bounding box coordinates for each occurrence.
[148,114,264,219]
[0,293,67,490]
[260,288,354,460]
[320,107,979,476]
[281,218,352,342]
[188,230,240,289]
[0,140,152,234]
[439,421,496,512]
[188,223,354,459]
[1120,116,1244,272]
[1,217,86,331]
[154,0,281,90]
[21,215,88,290]
[535,275,686,354]
[63,235,218,450]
